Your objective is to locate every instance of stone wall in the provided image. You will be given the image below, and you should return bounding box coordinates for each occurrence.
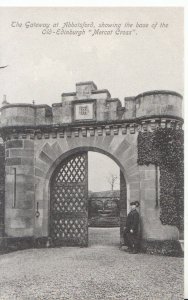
[139,164,179,240]
[0,81,183,255]
[5,139,34,237]
[135,91,182,118]
[120,170,127,245]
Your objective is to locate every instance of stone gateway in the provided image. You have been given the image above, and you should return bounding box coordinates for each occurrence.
[0,81,183,256]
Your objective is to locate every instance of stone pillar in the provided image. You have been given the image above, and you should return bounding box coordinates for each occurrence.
[139,164,182,256]
[120,170,127,245]
[5,139,35,242]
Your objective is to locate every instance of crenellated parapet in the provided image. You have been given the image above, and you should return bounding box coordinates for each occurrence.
[0,81,183,140]
[0,82,183,125]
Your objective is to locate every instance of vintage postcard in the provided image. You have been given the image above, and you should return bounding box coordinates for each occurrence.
[0,5,185,300]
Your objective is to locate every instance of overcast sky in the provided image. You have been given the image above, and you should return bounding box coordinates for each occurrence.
[0,7,183,104]
[0,7,183,191]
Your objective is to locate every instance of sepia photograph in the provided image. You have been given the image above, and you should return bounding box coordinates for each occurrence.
[0,4,185,299]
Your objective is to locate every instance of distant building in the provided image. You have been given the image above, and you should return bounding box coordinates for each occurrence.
[88,190,120,227]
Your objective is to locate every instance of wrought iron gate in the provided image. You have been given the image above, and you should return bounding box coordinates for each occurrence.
[50,152,88,246]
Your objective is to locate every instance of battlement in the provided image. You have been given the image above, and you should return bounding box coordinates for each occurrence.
[0,82,183,128]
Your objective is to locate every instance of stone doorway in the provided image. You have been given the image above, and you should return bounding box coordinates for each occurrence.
[49,150,127,247]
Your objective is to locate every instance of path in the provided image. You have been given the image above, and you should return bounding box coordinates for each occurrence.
[0,228,183,299]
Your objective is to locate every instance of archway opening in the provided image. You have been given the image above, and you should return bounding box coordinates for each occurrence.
[88,152,125,246]
[49,149,127,248]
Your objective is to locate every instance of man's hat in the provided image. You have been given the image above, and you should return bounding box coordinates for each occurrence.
[130,201,140,207]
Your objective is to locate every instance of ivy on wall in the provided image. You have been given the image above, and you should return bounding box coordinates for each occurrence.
[137,128,184,231]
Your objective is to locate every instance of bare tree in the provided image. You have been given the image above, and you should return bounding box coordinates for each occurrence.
[106,173,119,191]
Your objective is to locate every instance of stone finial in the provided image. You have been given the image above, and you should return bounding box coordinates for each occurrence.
[2,95,9,106]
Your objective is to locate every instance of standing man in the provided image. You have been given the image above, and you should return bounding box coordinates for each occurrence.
[123,201,140,254]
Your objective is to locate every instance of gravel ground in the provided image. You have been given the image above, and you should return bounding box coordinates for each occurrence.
[0,228,183,300]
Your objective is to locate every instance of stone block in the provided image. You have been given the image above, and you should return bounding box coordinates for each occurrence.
[35,168,45,178]
[5,208,33,219]
[6,140,23,149]
[127,164,139,176]
[34,226,43,237]
[39,151,53,165]
[12,190,34,209]
[35,186,44,202]
[128,173,140,182]
[25,180,34,191]
[41,142,55,160]
[145,189,156,201]
[16,195,34,209]
[129,189,140,201]
[34,218,48,237]
[26,191,34,202]
[140,189,156,202]
[5,227,33,237]
[51,141,63,158]
[27,166,34,175]
[5,173,14,183]
[16,174,34,183]
[42,207,49,220]
[35,196,48,210]
[5,186,13,204]
[139,170,155,180]
[129,181,140,190]
[113,138,130,157]
[15,181,34,194]
[24,140,34,149]
[9,218,32,229]
[9,149,34,157]
[141,199,156,211]
[35,160,49,173]
[6,165,34,175]
[6,157,21,166]
[66,135,83,148]
[141,216,179,241]
[5,165,25,176]
[117,145,137,164]
[140,179,156,190]
[139,164,155,171]
[42,217,49,236]
[124,155,137,169]
[6,188,25,208]
[21,157,34,166]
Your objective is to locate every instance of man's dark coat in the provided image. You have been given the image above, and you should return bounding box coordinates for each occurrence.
[125,209,139,234]
[123,209,140,250]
